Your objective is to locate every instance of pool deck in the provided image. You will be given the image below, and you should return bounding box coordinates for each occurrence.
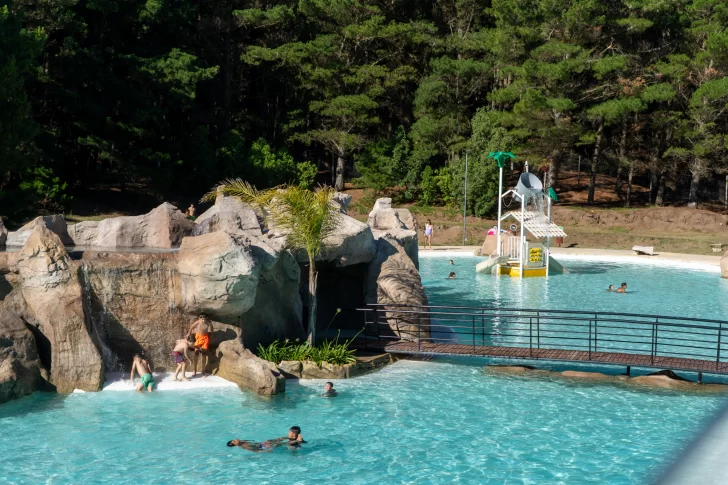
[357,340,728,376]
[420,246,722,267]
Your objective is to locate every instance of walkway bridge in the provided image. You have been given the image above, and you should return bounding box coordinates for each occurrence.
[355,304,728,377]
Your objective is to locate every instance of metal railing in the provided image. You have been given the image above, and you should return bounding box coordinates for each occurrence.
[357,304,728,372]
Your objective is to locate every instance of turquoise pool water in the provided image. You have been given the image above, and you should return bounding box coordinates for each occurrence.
[418,255,728,320]
[1,358,724,485]
[3,256,728,484]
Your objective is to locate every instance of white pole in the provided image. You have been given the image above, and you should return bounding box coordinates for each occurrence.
[546,196,552,277]
[520,194,526,279]
[496,165,503,257]
[463,151,469,245]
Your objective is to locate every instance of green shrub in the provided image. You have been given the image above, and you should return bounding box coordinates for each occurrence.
[256,334,357,366]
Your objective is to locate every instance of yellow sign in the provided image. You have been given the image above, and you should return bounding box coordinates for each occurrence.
[529,247,542,263]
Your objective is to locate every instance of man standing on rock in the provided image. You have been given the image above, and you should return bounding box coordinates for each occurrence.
[187,314,213,377]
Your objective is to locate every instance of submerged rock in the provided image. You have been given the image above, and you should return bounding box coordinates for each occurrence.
[215,339,285,395]
[69,203,195,248]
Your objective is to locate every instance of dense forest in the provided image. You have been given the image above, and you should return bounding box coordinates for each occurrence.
[2,0,728,220]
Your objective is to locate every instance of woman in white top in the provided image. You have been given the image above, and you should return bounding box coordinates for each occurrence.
[423,219,433,250]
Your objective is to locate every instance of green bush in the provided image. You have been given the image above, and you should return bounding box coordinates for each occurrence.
[256,335,357,366]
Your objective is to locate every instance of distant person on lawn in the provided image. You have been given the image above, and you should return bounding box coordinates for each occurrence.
[130,354,155,392]
[424,220,434,250]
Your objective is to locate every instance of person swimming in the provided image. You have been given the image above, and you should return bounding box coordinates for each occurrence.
[607,285,614,292]
[228,427,306,452]
[449,259,454,265]
[322,382,337,397]
[447,272,456,279]
[616,282,628,293]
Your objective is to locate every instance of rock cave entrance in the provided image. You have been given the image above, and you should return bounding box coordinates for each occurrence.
[303,261,367,340]
[24,321,52,372]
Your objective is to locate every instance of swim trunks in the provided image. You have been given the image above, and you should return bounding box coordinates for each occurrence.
[172,351,184,364]
[140,373,154,388]
[194,333,210,351]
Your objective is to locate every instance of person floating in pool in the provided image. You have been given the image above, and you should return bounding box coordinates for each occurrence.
[323,382,337,397]
[616,282,628,293]
[187,314,213,377]
[447,272,456,279]
[449,259,454,265]
[172,338,193,382]
[227,427,306,452]
[607,285,615,292]
[130,354,155,392]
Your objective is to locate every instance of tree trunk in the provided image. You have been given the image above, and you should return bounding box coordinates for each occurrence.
[307,260,318,346]
[335,154,345,191]
[655,173,666,206]
[688,169,700,208]
[546,151,560,190]
[615,120,627,196]
[587,121,604,205]
[649,171,657,203]
[626,163,634,208]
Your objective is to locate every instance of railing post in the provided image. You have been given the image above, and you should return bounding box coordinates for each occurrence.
[418,319,421,352]
[717,324,722,371]
[529,317,533,357]
[481,310,485,347]
[472,315,476,353]
[588,319,592,359]
[651,322,657,365]
[364,311,368,350]
[594,314,598,353]
[537,314,541,349]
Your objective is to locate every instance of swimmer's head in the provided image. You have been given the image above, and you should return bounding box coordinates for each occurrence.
[621,282,627,288]
[227,440,239,447]
[133,353,141,361]
[608,285,614,290]
[449,260,454,265]
[324,382,334,392]
[289,426,301,439]
[448,272,456,279]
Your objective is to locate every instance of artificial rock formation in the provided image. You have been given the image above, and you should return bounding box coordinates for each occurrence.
[0,195,426,403]
[367,198,418,268]
[177,231,260,319]
[216,339,285,395]
[69,202,195,248]
[721,250,728,278]
[0,219,7,247]
[6,215,73,247]
[0,307,43,404]
[8,227,104,393]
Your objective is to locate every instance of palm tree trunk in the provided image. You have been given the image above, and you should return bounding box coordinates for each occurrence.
[307,258,318,345]
[335,154,345,191]
[587,121,604,205]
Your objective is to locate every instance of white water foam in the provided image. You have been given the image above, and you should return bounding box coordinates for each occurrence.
[101,372,238,391]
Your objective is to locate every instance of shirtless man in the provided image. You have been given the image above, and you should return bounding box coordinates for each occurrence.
[616,282,628,293]
[172,338,193,381]
[185,203,196,220]
[186,314,213,377]
[130,354,154,392]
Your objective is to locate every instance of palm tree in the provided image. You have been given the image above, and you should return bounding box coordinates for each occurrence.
[203,180,339,345]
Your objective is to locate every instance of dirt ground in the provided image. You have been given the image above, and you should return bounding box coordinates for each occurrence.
[346,173,728,256]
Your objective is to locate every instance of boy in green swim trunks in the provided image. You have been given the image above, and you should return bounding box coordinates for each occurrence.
[130,354,155,392]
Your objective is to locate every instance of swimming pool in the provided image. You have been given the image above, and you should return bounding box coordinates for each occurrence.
[1,358,723,485]
[3,256,727,484]
[418,254,728,321]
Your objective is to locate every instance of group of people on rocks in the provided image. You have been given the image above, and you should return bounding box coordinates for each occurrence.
[129,313,213,392]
